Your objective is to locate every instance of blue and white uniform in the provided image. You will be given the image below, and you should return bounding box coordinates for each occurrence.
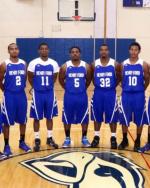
[1,59,27,125]
[28,58,59,120]
[91,58,118,123]
[62,60,89,124]
[119,58,146,126]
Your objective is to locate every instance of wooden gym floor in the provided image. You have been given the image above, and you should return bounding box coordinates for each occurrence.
[0,81,150,188]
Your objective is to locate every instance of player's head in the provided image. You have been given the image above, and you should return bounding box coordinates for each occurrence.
[69,46,81,61]
[129,42,141,58]
[99,44,109,58]
[38,42,49,58]
[8,43,19,58]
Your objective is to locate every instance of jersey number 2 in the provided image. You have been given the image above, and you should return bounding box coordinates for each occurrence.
[16,76,21,86]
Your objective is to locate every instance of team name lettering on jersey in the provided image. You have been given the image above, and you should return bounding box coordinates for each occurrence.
[125,71,140,76]
[36,71,53,76]
[9,70,25,76]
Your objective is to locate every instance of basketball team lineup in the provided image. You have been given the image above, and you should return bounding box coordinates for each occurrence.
[1,0,150,187]
[0,41,150,188]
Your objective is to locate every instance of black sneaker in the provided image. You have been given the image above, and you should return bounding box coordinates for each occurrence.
[33,138,41,152]
[111,137,117,149]
[134,139,140,152]
[91,136,100,148]
[47,137,58,149]
[118,139,129,150]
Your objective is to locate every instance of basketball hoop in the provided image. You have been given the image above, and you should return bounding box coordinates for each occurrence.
[72,16,81,21]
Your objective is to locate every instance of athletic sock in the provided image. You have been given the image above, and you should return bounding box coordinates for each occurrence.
[94,131,100,137]
[82,130,87,138]
[123,133,127,140]
[4,138,9,146]
[136,134,141,142]
[65,130,70,138]
[148,133,150,144]
[47,130,53,138]
[111,133,116,137]
[34,132,40,139]
[20,134,25,142]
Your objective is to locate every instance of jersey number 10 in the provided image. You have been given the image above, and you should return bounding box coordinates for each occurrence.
[129,76,137,86]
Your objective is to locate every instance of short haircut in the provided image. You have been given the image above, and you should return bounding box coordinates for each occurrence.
[129,42,141,51]
[100,43,109,49]
[8,43,18,50]
[69,46,81,53]
[38,42,49,49]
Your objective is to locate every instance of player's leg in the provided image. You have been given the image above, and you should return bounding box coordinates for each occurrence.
[62,124,71,148]
[91,91,104,147]
[45,91,58,148]
[33,119,41,151]
[30,90,43,151]
[62,92,75,148]
[91,122,101,147]
[133,92,145,151]
[118,93,131,150]
[110,123,117,149]
[46,119,58,149]
[16,92,31,152]
[1,92,15,156]
[76,93,90,147]
[105,91,118,149]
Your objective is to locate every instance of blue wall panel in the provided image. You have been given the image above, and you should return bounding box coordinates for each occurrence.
[16,38,135,65]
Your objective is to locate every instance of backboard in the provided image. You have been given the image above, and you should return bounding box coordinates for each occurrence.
[58,0,96,21]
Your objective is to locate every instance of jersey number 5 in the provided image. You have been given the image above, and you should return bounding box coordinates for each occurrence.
[74,78,80,88]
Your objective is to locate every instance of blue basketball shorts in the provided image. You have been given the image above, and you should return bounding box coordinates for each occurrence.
[62,92,89,125]
[0,108,2,133]
[30,89,58,120]
[144,97,150,125]
[1,91,27,126]
[119,91,146,126]
[91,89,118,124]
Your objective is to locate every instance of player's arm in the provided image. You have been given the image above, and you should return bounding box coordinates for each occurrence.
[115,62,122,86]
[86,63,92,88]
[59,64,66,89]
[27,61,35,88]
[143,62,150,90]
[91,62,95,85]
[53,62,59,84]
[0,62,6,91]
[28,71,34,88]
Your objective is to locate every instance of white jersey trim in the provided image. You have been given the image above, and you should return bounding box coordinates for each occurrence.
[28,58,59,73]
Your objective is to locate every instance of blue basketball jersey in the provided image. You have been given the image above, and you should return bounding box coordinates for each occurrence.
[94,58,116,90]
[3,59,26,92]
[65,60,87,94]
[28,58,59,91]
[122,59,144,92]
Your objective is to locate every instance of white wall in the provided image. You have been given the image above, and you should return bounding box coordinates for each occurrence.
[0,0,150,62]
[117,0,150,62]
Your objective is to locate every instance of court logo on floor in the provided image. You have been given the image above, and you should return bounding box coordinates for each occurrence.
[21,151,144,188]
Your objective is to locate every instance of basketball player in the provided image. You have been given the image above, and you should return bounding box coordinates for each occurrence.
[91,44,120,149]
[0,43,31,156]
[28,43,59,151]
[59,47,92,148]
[118,42,149,151]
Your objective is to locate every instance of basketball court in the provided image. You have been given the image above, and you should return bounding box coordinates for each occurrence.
[0,0,150,187]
